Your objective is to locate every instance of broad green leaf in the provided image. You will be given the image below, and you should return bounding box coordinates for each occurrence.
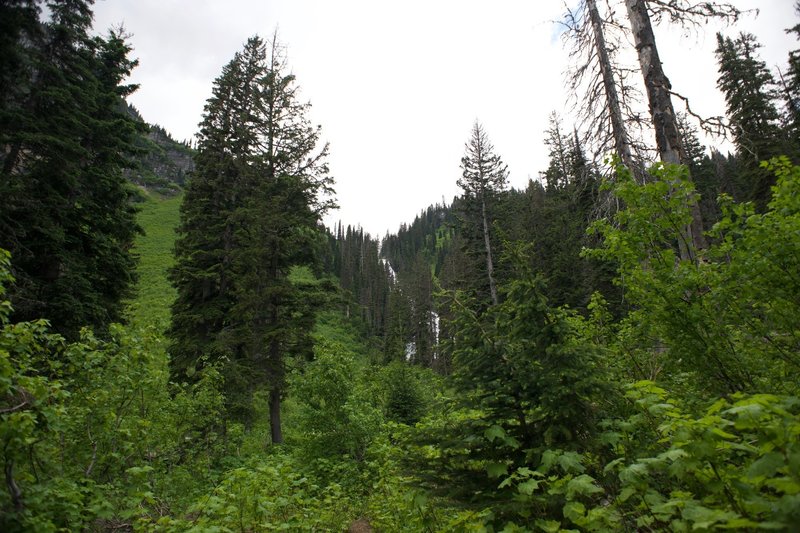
[681,503,737,529]
[764,476,800,494]
[710,427,737,440]
[534,519,562,533]
[566,474,603,499]
[518,478,541,495]
[604,457,625,474]
[484,424,506,442]
[487,462,509,478]
[718,517,760,529]
[618,486,637,503]
[747,452,784,480]
[558,451,586,474]
[563,501,586,523]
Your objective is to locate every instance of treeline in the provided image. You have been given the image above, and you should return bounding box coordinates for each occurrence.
[319,2,800,530]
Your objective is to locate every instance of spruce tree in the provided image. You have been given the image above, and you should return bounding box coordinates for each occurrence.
[677,114,722,228]
[457,121,508,307]
[169,36,333,443]
[168,38,265,381]
[0,0,142,337]
[782,3,800,148]
[715,32,784,209]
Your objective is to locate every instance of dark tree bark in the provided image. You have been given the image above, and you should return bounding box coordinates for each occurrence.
[587,0,636,173]
[269,388,283,445]
[625,0,707,258]
[480,196,499,306]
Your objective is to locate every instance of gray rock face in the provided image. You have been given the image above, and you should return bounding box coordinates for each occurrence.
[124,103,196,196]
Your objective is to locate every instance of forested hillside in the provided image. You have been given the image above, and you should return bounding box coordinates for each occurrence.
[2,1,800,531]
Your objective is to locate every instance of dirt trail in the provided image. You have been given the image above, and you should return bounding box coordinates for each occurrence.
[348,518,373,532]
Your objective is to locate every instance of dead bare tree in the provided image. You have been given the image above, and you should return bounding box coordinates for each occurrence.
[562,0,653,174]
[623,0,752,258]
[586,0,636,170]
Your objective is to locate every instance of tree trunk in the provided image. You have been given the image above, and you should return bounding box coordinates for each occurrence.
[268,387,283,445]
[1,142,22,179]
[481,195,498,306]
[624,0,707,258]
[586,0,637,175]
[5,459,23,511]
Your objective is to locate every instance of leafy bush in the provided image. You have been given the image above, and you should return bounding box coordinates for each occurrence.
[0,248,227,530]
[289,341,384,483]
[587,158,800,395]
[498,382,800,531]
[142,454,356,532]
[378,360,434,425]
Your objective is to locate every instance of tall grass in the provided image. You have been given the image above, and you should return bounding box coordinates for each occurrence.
[127,192,182,330]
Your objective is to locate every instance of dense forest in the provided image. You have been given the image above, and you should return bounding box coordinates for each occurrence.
[2,0,800,531]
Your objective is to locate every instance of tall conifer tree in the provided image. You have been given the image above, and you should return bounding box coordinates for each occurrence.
[457,121,508,307]
[0,0,142,336]
[782,4,800,154]
[169,36,333,443]
[715,32,784,209]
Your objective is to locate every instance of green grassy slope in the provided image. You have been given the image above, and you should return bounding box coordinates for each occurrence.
[127,192,182,329]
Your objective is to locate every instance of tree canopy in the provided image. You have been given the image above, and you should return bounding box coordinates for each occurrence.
[168,35,333,442]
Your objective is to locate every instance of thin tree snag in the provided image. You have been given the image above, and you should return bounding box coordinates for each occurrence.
[586,0,637,175]
[624,0,707,259]
[481,195,499,306]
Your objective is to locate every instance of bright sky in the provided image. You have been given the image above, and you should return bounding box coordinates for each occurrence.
[92,0,797,237]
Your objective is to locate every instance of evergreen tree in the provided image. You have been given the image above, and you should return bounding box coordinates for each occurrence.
[0,0,142,337]
[541,113,573,191]
[457,121,508,307]
[329,225,392,338]
[450,266,605,451]
[677,114,722,228]
[168,39,263,381]
[0,1,39,112]
[715,32,784,209]
[782,3,800,147]
[168,36,333,443]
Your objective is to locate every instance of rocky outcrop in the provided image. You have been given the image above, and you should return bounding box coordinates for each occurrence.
[125,103,196,196]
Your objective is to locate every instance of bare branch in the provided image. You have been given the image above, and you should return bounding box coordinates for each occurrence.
[1,388,33,414]
[85,424,97,477]
[646,0,755,27]
[667,89,730,138]
[0,400,29,415]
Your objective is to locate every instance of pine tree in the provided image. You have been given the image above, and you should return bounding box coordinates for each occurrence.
[168,35,333,443]
[781,3,800,151]
[457,121,508,307]
[169,38,271,381]
[0,0,142,337]
[541,113,573,191]
[0,1,39,113]
[677,114,722,228]
[715,32,784,209]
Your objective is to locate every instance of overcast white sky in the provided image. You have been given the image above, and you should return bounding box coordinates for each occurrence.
[92,0,797,236]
